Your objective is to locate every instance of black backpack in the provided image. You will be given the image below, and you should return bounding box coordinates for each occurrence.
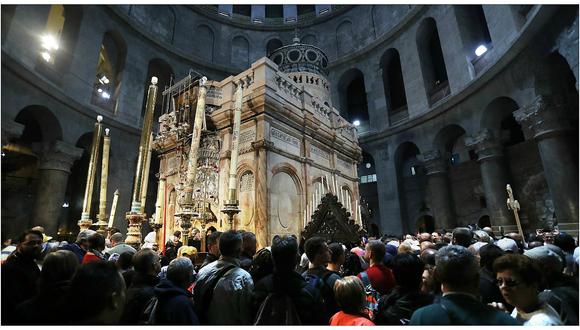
[193,264,237,324]
[138,296,158,325]
[254,292,302,325]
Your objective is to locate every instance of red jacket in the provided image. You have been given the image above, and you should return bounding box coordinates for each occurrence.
[82,252,102,264]
[357,264,396,295]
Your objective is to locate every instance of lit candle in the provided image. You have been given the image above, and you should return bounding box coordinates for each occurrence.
[108,189,119,228]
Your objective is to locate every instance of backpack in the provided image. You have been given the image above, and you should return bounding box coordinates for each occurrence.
[303,270,336,321]
[254,292,302,325]
[138,296,159,325]
[193,264,237,324]
[360,271,381,318]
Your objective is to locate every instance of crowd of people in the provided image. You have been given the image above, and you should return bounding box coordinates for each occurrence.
[1,224,578,325]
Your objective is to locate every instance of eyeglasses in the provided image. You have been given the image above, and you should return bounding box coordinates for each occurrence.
[495,278,520,288]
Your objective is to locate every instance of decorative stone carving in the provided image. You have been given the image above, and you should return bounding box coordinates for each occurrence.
[422,150,448,175]
[271,127,300,148]
[310,144,330,160]
[240,171,254,192]
[32,140,83,173]
[513,94,574,140]
[464,129,503,161]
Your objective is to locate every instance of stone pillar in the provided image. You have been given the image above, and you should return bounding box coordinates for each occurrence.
[31,141,83,236]
[514,95,578,224]
[423,150,455,230]
[252,139,272,249]
[465,129,512,226]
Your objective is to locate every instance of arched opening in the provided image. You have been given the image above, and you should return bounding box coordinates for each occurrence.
[337,69,370,132]
[266,38,283,57]
[269,171,301,243]
[231,36,250,69]
[2,106,63,238]
[358,151,380,233]
[265,5,283,18]
[454,5,492,63]
[416,18,450,105]
[195,25,214,62]
[416,215,435,233]
[297,5,316,17]
[395,142,426,233]
[91,31,127,113]
[140,59,174,127]
[380,49,408,125]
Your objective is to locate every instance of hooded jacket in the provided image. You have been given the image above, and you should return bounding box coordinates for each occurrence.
[153,279,199,325]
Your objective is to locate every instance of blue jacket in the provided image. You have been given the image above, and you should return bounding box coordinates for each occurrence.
[153,279,199,325]
[58,243,86,263]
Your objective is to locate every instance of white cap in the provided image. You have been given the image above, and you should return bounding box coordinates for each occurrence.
[105,128,110,136]
[151,76,158,85]
[97,115,103,122]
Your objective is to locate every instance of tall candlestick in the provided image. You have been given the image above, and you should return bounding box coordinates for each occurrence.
[357,202,362,224]
[140,133,153,213]
[227,82,243,202]
[131,77,158,211]
[108,189,119,228]
[81,115,103,220]
[98,128,110,218]
[154,179,166,224]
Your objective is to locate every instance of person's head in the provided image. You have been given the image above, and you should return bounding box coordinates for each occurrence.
[523,246,564,279]
[553,233,576,253]
[116,251,134,271]
[250,247,274,282]
[493,254,542,310]
[431,232,441,243]
[68,261,126,324]
[420,241,435,252]
[88,233,106,252]
[527,240,543,249]
[218,230,243,258]
[110,233,124,247]
[173,231,181,239]
[474,230,492,243]
[398,242,413,254]
[343,252,364,277]
[443,232,453,244]
[420,248,437,268]
[328,242,345,266]
[76,229,96,250]
[479,243,505,272]
[177,245,198,264]
[434,245,479,294]
[271,235,299,273]
[452,227,473,248]
[418,232,432,243]
[304,237,330,267]
[241,231,257,258]
[496,237,519,254]
[17,229,43,259]
[133,248,161,276]
[166,257,195,289]
[364,239,386,265]
[207,231,222,256]
[467,242,488,262]
[333,276,367,316]
[482,227,495,240]
[393,253,424,292]
[39,250,79,288]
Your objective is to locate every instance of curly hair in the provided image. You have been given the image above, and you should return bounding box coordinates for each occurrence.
[492,254,543,286]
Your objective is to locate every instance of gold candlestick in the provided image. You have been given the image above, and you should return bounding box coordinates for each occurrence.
[108,189,119,229]
[78,115,103,230]
[140,133,153,213]
[125,77,158,248]
[221,81,243,228]
[96,128,111,234]
[176,76,208,246]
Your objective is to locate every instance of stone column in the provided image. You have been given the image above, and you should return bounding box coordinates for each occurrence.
[423,150,455,230]
[252,139,272,249]
[465,129,512,226]
[514,95,578,224]
[31,141,83,236]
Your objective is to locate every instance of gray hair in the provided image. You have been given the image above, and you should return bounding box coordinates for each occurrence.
[435,245,479,289]
[473,230,492,243]
[110,232,124,244]
[166,257,194,285]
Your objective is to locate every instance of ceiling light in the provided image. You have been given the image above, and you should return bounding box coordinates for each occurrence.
[99,75,110,84]
[101,91,111,99]
[353,120,361,126]
[41,34,59,50]
[41,51,51,62]
[475,45,488,57]
[97,88,103,93]
[365,163,371,169]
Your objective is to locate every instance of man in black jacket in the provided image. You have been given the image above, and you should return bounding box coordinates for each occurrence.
[153,257,199,325]
[120,248,161,324]
[1,229,43,324]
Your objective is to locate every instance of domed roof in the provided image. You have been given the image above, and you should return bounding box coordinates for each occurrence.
[267,32,329,76]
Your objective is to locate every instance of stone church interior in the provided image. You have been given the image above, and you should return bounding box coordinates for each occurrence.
[1,4,578,248]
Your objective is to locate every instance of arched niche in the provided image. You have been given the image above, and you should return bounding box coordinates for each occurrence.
[394,141,426,233]
[416,17,450,104]
[195,25,214,62]
[337,68,370,129]
[269,169,301,242]
[231,35,250,69]
[336,20,354,56]
[380,48,408,124]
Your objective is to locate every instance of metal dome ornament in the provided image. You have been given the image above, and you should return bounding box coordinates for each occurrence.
[268,29,329,77]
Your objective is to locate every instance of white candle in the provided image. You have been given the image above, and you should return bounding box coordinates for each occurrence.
[108,189,119,228]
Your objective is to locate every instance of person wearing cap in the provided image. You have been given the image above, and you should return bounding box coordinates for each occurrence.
[59,229,96,263]
[104,232,136,259]
[496,237,519,254]
[525,245,579,325]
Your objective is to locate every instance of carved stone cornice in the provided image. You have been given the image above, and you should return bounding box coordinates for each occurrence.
[1,120,24,146]
[464,129,503,162]
[251,139,274,151]
[32,140,83,173]
[422,150,448,175]
[513,94,574,140]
